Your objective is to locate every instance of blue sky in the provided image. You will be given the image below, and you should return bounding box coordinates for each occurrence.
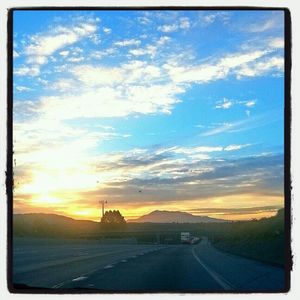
[13,10,285,220]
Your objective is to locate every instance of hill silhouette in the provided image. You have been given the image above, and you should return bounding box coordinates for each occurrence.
[128,210,227,223]
[13,213,99,238]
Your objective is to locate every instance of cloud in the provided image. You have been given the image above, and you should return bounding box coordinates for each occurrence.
[25,22,97,60]
[14,65,40,77]
[15,85,33,92]
[59,50,70,56]
[91,48,116,60]
[215,98,233,109]
[247,18,279,33]
[158,24,178,33]
[215,98,256,110]
[137,16,151,25]
[129,45,157,57]
[114,39,141,47]
[31,82,184,121]
[224,144,250,151]
[46,78,76,92]
[201,111,281,137]
[67,56,85,63]
[179,17,190,29]
[70,60,164,88]
[268,37,284,49]
[186,205,282,215]
[15,18,98,77]
[157,36,171,45]
[103,27,111,34]
[245,100,256,107]
[164,49,273,84]
[236,56,283,79]
[87,152,284,207]
[199,12,231,27]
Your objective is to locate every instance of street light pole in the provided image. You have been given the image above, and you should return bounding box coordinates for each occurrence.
[99,200,107,222]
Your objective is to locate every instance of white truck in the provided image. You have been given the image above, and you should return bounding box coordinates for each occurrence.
[181,232,191,244]
[181,232,200,244]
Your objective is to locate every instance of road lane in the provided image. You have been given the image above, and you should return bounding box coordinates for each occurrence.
[13,237,286,292]
[61,245,224,291]
[193,237,285,291]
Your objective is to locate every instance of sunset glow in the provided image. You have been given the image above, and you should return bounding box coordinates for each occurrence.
[13,10,284,222]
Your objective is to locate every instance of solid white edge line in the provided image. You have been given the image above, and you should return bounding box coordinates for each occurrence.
[191,246,235,291]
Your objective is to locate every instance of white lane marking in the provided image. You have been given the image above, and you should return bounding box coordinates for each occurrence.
[103,264,114,269]
[121,259,127,263]
[191,247,234,291]
[72,276,87,282]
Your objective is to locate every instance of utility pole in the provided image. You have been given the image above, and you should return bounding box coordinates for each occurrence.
[99,200,107,222]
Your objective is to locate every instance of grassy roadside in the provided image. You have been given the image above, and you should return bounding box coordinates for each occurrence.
[209,209,285,266]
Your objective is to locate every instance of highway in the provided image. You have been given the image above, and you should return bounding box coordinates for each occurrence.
[13,237,285,292]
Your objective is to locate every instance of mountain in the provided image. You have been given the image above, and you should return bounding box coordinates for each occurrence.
[128,210,227,223]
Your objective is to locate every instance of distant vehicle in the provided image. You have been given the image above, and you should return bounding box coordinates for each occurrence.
[181,232,200,244]
[190,237,200,244]
[181,232,191,244]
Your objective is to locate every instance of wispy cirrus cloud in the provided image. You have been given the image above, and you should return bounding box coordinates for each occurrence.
[215,98,256,110]
[201,111,282,137]
[15,18,99,77]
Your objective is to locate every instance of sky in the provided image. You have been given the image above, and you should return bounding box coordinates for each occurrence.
[13,9,285,221]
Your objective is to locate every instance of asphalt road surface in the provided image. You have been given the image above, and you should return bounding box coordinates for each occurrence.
[13,237,285,292]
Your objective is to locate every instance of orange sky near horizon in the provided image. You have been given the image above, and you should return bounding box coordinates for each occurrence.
[14,192,283,222]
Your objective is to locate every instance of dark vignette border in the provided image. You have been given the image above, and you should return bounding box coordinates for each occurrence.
[6,6,292,294]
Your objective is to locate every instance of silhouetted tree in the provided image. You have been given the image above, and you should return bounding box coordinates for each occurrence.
[101,210,126,230]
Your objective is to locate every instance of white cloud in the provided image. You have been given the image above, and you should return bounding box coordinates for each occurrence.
[129,45,157,57]
[14,65,40,77]
[248,19,277,33]
[215,98,233,109]
[165,49,283,84]
[71,65,124,86]
[114,39,141,47]
[15,85,33,92]
[47,79,76,92]
[245,100,256,107]
[199,12,230,27]
[69,61,163,90]
[34,83,184,121]
[179,18,190,29]
[158,24,178,33]
[17,19,98,76]
[67,56,85,63]
[91,48,116,60]
[59,50,70,56]
[25,22,96,60]
[172,146,223,154]
[201,111,281,137]
[236,56,283,78]
[157,36,171,45]
[224,144,250,151]
[103,27,111,34]
[268,37,284,49]
[137,17,151,25]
